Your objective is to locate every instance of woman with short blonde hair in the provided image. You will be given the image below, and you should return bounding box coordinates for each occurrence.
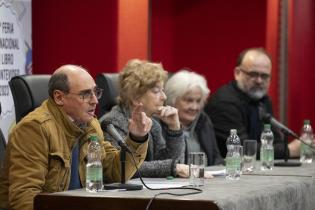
[101,59,187,178]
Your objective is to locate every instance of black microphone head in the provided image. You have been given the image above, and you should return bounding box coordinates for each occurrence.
[258,104,272,123]
[100,120,110,131]
[262,113,272,123]
[101,121,131,152]
[258,106,299,139]
[101,121,123,141]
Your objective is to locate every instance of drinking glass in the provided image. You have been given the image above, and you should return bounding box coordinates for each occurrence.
[188,152,205,187]
[243,140,257,172]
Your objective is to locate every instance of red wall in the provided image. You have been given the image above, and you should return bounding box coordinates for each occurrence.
[32,0,268,92]
[32,0,315,133]
[117,0,149,70]
[32,0,118,77]
[266,0,281,117]
[288,0,315,133]
[151,0,267,92]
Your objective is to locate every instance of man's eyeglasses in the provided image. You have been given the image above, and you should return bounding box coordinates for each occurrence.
[68,87,103,102]
[239,68,271,81]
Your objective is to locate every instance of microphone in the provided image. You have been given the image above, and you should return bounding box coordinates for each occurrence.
[259,105,303,167]
[101,121,131,153]
[261,113,299,139]
[258,105,299,139]
[101,121,143,190]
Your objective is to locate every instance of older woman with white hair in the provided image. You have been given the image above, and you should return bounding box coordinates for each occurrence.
[165,70,223,166]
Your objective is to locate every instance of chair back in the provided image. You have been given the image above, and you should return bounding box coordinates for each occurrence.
[0,102,6,167]
[9,74,51,123]
[95,73,119,118]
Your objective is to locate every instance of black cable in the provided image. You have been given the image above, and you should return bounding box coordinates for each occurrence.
[128,149,203,210]
[144,190,203,210]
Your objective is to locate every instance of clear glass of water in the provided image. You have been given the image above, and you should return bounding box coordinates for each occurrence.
[188,152,205,187]
[243,140,257,173]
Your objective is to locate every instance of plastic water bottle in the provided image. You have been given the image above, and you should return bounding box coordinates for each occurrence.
[86,135,103,192]
[225,129,242,180]
[260,124,274,170]
[300,119,313,164]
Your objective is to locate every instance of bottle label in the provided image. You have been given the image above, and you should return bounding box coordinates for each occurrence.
[300,143,313,163]
[260,147,274,170]
[86,165,103,181]
[226,156,241,171]
[261,148,274,161]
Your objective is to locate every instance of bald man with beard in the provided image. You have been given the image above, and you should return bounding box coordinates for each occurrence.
[205,48,300,159]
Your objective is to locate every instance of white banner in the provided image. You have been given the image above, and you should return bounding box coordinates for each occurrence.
[0,0,32,142]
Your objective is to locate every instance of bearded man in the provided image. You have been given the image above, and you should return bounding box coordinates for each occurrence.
[204,48,300,158]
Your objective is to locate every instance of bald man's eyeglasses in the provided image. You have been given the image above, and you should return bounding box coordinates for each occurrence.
[239,68,271,81]
[68,87,103,102]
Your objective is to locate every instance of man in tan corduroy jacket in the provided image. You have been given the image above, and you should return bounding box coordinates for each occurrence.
[0,65,151,210]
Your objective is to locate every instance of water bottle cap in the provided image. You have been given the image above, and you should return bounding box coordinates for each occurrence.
[90,135,98,142]
[230,129,237,134]
[264,124,271,129]
[304,119,310,125]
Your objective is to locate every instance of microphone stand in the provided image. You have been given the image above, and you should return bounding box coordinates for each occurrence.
[103,143,143,190]
[274,130,301,167]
